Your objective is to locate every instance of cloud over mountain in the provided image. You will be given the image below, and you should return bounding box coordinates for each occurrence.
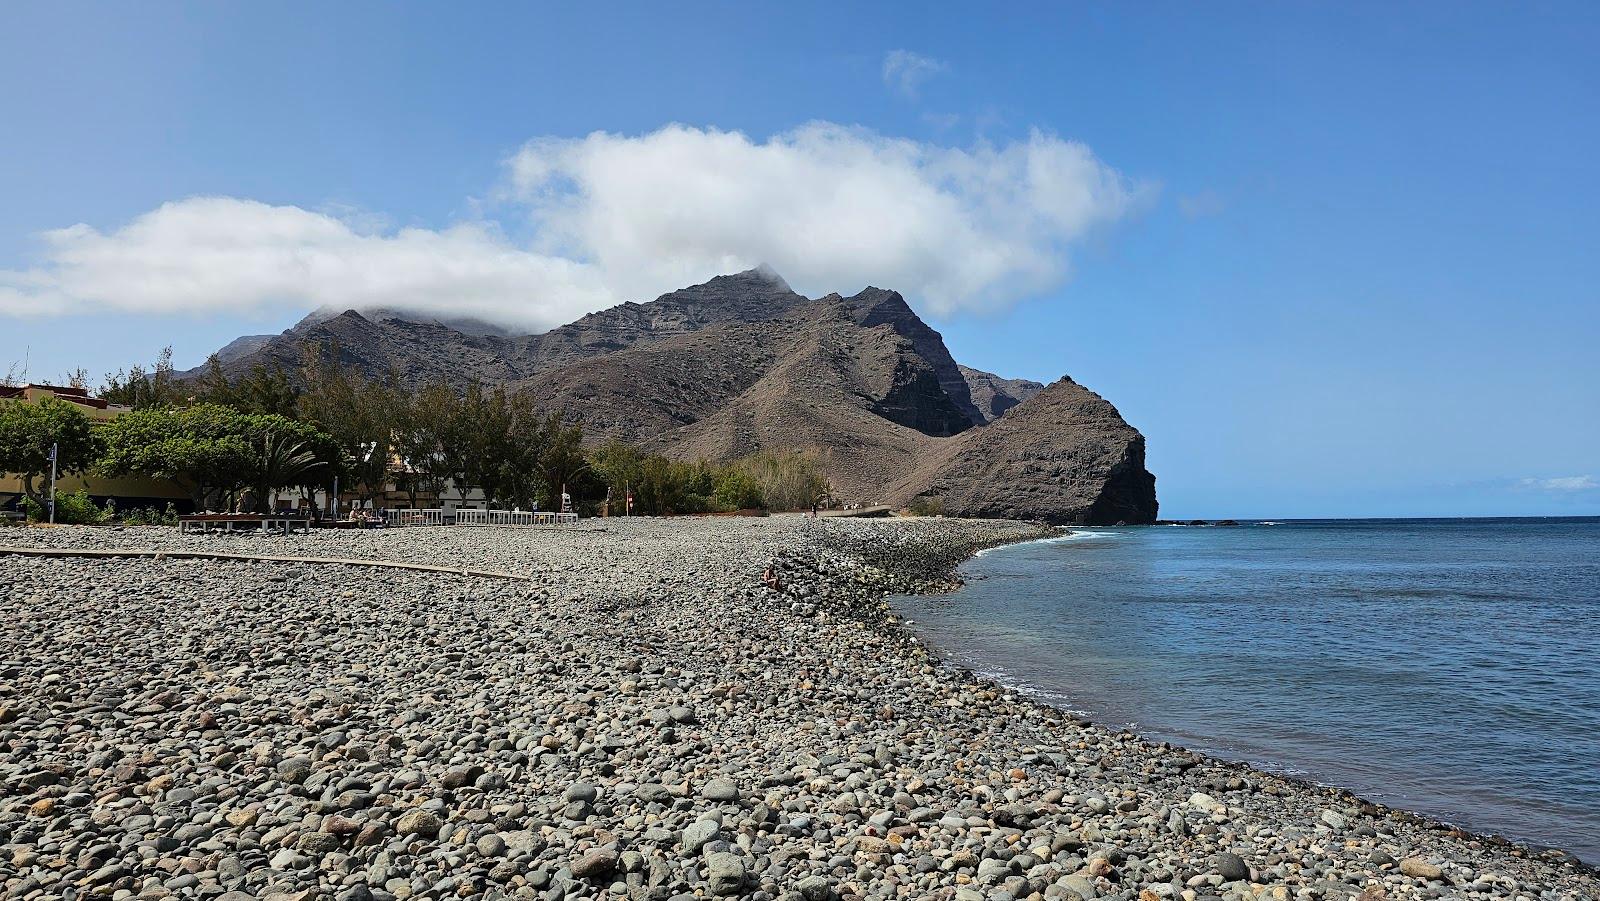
[2,123,1143,329]
[0,198,613,331]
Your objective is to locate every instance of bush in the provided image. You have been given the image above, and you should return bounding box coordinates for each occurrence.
[731,450,830,511]
[588,444,833,515]
[22,489,110,524]
[712,468,765,511]
[121,502,180,526]
[908,495,945,517]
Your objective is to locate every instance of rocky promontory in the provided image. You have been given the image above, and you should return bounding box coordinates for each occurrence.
[890,378,1158,525]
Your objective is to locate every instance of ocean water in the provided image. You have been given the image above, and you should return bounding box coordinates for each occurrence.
[891,517,1600,862]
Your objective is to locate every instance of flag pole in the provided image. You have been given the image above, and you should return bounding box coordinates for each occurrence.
[48,442,58,524]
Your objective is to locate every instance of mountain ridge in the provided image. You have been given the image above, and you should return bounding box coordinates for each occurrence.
[201,269,1156,523]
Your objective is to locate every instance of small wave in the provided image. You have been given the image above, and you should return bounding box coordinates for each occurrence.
[959,664,1097,718]
[973,529,1120,557]
[1045,530,1121,543]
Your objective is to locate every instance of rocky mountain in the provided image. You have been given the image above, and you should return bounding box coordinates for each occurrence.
[959,365,1045,422]
[888,377,1158,524]
[208,333,276,366]
[206,269,1157,523]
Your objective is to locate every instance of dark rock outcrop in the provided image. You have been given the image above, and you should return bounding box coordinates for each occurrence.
[843,288,981,432]
[890,377,1158,525]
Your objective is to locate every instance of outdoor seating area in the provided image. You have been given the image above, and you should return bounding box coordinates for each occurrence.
[178,513,313,535]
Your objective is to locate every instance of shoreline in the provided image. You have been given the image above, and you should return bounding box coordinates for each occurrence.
[794,519,1599,877]
[867,525,1600,874]
[1,517,1595,901]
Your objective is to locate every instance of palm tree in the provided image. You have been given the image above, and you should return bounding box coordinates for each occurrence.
[251,434,330,513]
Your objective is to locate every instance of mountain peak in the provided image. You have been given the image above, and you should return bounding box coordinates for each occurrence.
[745,263,791,291]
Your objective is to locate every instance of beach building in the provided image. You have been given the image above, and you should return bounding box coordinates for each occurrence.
[0,383,192,512]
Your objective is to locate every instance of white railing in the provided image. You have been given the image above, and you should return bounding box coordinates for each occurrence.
[384,508,445,527]
[432,508,577,527]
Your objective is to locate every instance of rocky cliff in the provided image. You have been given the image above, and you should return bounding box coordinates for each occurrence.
[205,269,1157,523]
[959,365,1045,422]
[889,377,1157,525]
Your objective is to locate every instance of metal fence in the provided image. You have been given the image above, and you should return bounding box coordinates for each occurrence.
[384,508,576,527]
[383,508,445,527]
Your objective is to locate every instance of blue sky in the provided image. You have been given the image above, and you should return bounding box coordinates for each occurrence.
[3,2,1597,518]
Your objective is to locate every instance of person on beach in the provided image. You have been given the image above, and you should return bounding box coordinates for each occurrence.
[761,560,781,591]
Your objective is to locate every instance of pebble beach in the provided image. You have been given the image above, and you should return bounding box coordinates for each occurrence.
[1,516,1595,901]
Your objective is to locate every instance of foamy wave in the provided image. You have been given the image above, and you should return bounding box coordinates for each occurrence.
[965,664,1096,718]
[973,529,1121,557]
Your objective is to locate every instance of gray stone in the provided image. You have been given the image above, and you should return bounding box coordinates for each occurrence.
[701,778,740,803]
[704,851,746,896]
[395,809,442,838]
[1059,874,1098,900]
[797,874,832,901]
[564,782,599,803]
[572,848,619,879]
[682,819,720,854]
[1211,852,1250,882]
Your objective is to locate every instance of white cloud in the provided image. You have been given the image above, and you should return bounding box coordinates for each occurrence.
[3,122,1144,329]
[0,197,613,331]
[882,50,947,98]
[509,122,1143,316]
[1520,475,1598,492]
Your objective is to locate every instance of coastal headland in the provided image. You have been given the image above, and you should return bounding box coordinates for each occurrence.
[2,517,1593,901]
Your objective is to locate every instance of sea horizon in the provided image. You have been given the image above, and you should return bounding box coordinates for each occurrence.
[1157,515,1600,524]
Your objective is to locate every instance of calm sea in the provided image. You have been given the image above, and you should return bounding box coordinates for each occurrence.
[891,517,1600,862]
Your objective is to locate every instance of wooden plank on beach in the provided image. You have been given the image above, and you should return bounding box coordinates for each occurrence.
[818,505,894,518]
[0,546,531,581]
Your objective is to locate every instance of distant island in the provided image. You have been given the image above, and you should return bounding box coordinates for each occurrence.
[202,269,1158,525]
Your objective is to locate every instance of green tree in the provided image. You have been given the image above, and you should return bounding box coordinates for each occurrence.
[0,397,102,505]
[99,407,251,509]
[433,382,501,507]
[489,391,549,510]
[99,404,336,510]
[100,346,184,409]
[535,413,589,511]
[392,381,455,508]
[588,440,645,515]
[194,357,301,417]
[248,433,332,512]
[713,467,765,511]
[468,385,516,508]
[297,354,398,505]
